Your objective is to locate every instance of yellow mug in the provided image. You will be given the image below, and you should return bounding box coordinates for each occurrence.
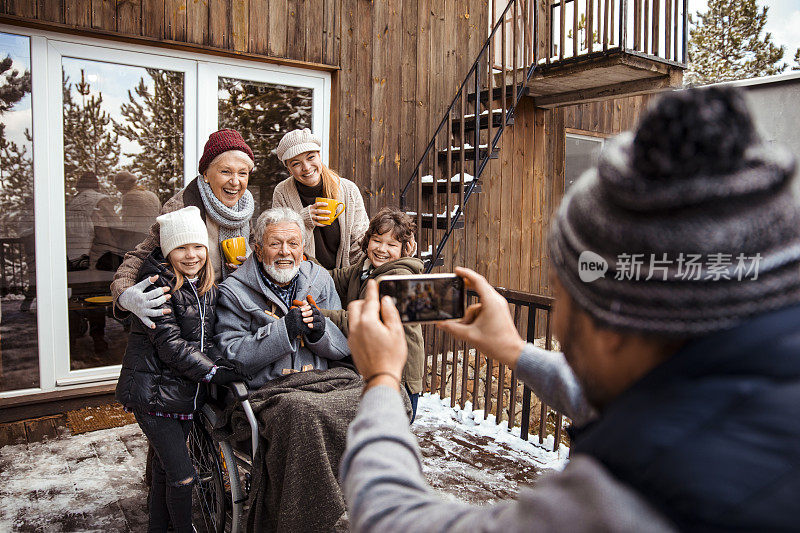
[315,197,346,225]
[221,236,247,265]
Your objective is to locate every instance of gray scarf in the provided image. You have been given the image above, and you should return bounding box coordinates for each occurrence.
[197,177,255,277]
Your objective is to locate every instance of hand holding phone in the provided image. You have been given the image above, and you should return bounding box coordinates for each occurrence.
[377,273,466,324]
[347,280,408,390]
[436,267,526,369]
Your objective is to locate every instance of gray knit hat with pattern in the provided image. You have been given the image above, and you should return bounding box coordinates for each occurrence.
[548,86,800,337]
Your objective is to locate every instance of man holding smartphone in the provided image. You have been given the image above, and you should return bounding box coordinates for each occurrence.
[340,88,800,531]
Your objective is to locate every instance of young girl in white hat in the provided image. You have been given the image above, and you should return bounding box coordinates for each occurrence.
[116,206,246,532]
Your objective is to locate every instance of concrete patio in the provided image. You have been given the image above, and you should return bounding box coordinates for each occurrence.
[0,394,568,532]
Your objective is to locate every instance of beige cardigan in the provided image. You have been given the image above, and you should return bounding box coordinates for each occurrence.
[272,176,369,268]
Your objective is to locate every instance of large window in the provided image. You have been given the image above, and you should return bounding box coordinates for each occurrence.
[0,26,331,395]
[0,32,37,392]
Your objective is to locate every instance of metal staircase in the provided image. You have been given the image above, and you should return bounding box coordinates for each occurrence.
[400,0,688,272]
[400,0,538,272]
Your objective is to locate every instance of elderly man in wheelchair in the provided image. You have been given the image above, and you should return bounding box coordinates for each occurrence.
[190,207,359,533]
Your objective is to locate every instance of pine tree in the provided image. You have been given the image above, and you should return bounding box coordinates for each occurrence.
[793,48,800,71]
[0,55,31,113]
[686,0,786,85]
[62,69,121,197]
[0,55,33,233]
[114,68,185,204]
[218,78,313,210]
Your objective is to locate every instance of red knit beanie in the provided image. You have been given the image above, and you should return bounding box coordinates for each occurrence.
[198,129,255,174]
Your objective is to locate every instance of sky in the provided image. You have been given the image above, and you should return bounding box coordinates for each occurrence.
[688,0,800,61]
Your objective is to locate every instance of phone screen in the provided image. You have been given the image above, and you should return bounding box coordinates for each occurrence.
[379,274,465,324]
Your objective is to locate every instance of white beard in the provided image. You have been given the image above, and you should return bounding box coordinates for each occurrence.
[263,261,300,285]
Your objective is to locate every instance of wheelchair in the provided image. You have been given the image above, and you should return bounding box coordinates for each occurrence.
[188,381,258,533]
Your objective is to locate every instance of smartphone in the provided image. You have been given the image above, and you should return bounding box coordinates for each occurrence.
[377,273,466,324]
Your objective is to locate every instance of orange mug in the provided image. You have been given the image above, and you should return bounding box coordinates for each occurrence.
[221,236,247,265]
[315,197,346,225]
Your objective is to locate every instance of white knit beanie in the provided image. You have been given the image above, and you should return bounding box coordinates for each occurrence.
[157,206,209,257]
[276,128,322,163]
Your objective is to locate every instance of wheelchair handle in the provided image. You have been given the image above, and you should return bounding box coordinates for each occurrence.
[228,381,250,401]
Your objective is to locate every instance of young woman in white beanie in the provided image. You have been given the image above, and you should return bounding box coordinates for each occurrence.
[272,128,369,269]
[116,206,246,533]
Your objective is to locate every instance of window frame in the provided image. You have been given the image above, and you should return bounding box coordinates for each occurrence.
[564,130,607,192]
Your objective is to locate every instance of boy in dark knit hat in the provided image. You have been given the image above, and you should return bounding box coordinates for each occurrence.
[340,87,800,532]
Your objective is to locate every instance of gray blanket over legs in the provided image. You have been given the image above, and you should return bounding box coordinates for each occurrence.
[226,367,363,533]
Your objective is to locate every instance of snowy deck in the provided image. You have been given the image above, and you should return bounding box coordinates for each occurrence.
[0,394,568,532]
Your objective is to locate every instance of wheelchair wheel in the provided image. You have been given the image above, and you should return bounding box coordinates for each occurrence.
[189,419,228,533]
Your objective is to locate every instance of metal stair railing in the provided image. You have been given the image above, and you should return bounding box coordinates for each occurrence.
[400,0,688,272]
[400,0,539,272]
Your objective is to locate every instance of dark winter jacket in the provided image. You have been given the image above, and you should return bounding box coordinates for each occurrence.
[572,302,800,531]
[116,248,220,414]
[322,257,425,394]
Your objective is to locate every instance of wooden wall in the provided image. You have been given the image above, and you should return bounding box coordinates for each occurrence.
[564,93,656,136]
[460,92,658,296]
[1,0,341,65]
[460,99,565,295]
[334,0,489,214]
[1,0,489,213]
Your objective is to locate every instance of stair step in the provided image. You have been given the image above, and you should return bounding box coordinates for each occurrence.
[419,173,480,195]
[422,180,482,195]
[465,84,526,105]
[437,145,499,164]
[451,109,510,133]
[422,256,445,269]
[406,212,465,231]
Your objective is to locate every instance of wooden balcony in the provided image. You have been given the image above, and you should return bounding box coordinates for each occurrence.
[486,0,687,108]
[527,49,683,107]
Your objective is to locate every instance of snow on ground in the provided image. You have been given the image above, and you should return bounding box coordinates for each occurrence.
[0,394,569,531]
[0,424,149,532]
[413,393,569,505]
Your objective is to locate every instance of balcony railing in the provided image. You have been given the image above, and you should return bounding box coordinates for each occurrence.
[421,287,567,450]
[543,0,689,65]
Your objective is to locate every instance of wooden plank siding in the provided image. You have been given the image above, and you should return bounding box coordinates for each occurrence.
[457,91,657,298]
[3,0,487,209]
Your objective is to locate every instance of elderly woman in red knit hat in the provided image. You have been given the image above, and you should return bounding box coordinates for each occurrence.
[111,129,256,328]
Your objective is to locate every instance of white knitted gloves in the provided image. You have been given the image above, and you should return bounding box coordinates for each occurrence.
[117,276,171,329]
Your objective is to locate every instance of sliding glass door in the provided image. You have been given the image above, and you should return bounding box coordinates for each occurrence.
[0,25,331,395]
[46,41,197,385]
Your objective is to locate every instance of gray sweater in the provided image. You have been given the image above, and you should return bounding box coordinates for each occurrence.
[340,344,677,532]
[214,257,350,389]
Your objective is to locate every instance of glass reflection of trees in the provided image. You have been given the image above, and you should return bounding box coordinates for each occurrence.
[0,32,38,391]
[218,78,313,212]
[61,60,184,372]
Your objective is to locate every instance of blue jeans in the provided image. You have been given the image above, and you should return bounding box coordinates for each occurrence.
[134,411,195,533]
[405,384,419,423]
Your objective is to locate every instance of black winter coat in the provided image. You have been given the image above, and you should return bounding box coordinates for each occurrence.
[572,303,800,531]
[116,249,220,414]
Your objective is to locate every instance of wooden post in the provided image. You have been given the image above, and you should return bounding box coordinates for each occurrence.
[587,0,594,53]
[603,0,609,50]
[484,354,493,420]
[652,0,659,55]
[559,0,565,59]
[573,0,579,56]
[643,0,649,54]
[682,0,687,63]
[664,0,672,60]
